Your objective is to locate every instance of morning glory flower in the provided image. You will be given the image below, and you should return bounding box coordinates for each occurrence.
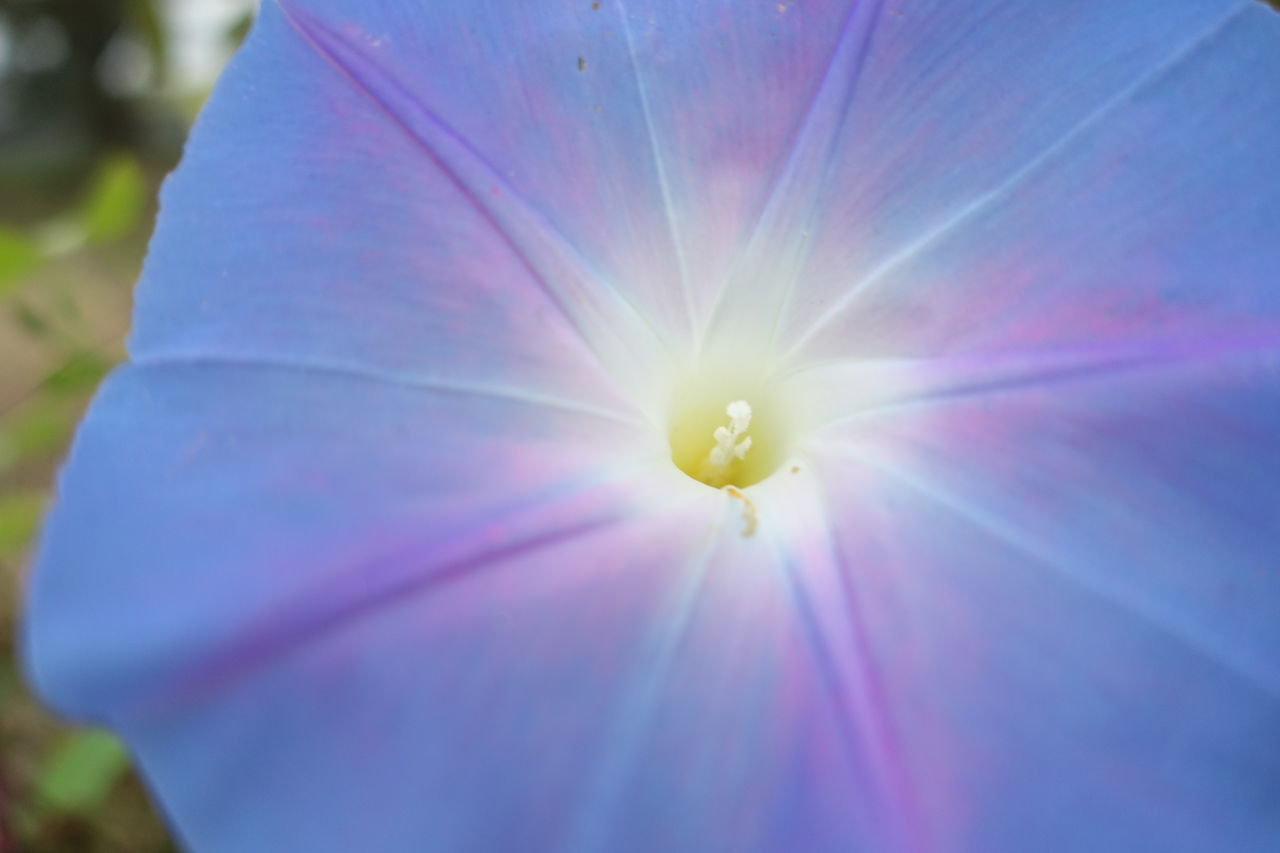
[22,0,1280,850]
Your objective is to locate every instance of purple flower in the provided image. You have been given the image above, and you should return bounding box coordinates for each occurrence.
[23,1,1280,850]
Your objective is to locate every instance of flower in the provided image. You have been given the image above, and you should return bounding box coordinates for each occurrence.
[22,0,1280,850]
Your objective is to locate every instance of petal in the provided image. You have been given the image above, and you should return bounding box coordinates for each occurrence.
[135,0,646,410]
[777,1,1280,363]
[23,0,1280,850]
[805,351,1280,849]
[142,0,866,375]
[26,361,653,717]
[33,381,913,851]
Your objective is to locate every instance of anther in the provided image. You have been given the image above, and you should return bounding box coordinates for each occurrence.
[701,400,752,486]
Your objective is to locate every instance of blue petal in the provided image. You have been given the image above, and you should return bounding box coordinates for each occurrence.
[22,0,1280,851]
[138,0,864,368]
[32,371,908,850]
[808,355,1280,849]
[133,1,639,406]
[26,361,651,719]
[776,0,1280,363]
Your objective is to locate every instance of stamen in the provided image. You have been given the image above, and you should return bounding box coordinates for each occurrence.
[701,400,752,486]
[667,362,798,489]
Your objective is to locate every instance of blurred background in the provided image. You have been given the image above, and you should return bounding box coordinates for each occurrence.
[0,1,254,849]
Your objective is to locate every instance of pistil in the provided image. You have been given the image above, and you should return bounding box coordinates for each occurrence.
[700,400,753,487]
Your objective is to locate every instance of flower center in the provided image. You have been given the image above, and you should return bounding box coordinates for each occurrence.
[666,366,792,488]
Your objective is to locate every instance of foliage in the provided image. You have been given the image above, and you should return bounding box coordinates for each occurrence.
[0,2,251,849]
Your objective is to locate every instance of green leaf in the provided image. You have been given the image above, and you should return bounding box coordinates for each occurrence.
[126,0,169,86]
[11,300,52,338]
[0,402,73,474]
[0,490,46,561]
[80,156,146,245]
[0,228,41,295]
[227,10,255,48]
[37,730,131,814]
[42,351,112,397]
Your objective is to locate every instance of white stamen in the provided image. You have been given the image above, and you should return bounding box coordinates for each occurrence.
[704,400,752,480]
